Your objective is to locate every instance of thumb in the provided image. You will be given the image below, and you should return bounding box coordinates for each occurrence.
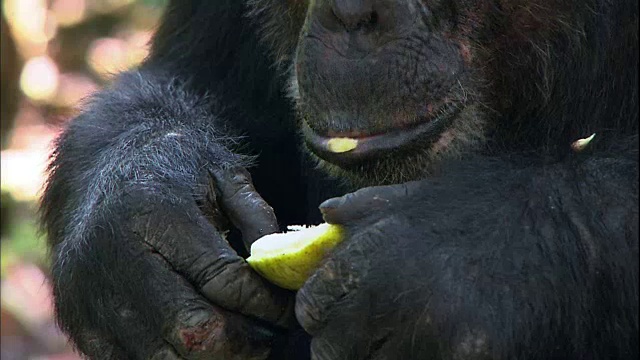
[319,182,421,224]
[211,167,279,248]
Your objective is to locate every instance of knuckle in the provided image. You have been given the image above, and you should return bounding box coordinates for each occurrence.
[353,185,378,197]
[231,171,252,186]
[197,253,244,290]
[174,314,226,355]
[198,258,283,316]
[232,189,268,212]
[295,288,324,334]
[295,259,358,335]
[171,309,272,360]
[229,166,252,180]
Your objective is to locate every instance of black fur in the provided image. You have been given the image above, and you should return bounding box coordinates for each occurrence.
[41,0,637,359]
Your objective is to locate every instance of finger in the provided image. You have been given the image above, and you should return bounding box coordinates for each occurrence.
[306,293,377,360]
[295,255,364,335]
[211,167,279,248]
[102,227,278,360]
[295,224,392,337]
[319,182,420,224]
[127,196,295,328]
[139,252,276,360]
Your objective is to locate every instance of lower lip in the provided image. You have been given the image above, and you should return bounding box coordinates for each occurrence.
[302,109,457,167]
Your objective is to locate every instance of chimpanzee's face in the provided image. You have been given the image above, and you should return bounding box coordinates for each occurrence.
[249,0,575,184]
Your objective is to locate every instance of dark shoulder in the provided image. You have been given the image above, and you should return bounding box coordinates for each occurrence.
[149,0,250,67]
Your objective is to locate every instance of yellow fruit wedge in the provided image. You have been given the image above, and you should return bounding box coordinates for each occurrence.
[246,223,345,290]
[326,137,358,153]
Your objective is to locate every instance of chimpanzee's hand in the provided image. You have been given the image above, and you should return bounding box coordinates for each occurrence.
[295,180,507,360]
[47,166,296,360]
[295,183,429,360]
[295,161,637,360]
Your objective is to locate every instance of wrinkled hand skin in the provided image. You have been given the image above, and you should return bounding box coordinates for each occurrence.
[123,167,297,360]
[296,182,472,360]
[296,161,638,360]
[45,165,296,360]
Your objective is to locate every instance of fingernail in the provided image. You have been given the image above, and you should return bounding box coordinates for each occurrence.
[319,197,346,212]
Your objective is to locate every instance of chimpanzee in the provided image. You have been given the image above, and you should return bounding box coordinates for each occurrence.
[40,0,638,359]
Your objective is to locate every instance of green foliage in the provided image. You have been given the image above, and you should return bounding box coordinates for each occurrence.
[140,0,168,8]
[1,208,48,278]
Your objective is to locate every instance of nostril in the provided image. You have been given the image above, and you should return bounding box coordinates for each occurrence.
[369,11,378,26]
[330,0,379,32]
[334,10,379,32]
[364,10,379,29]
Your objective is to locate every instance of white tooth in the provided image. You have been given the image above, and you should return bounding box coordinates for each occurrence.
[571,133,596,152]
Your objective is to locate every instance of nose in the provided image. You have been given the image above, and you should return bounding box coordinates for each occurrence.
[332,0,376,31]
[318,0,388,33]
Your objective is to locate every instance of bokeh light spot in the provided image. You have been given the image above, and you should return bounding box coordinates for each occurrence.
[19,56,60,102]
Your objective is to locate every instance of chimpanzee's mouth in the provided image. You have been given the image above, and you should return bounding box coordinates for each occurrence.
[302,104,460,167]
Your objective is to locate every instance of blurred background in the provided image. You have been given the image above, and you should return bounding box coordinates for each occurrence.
[1,0,167,358]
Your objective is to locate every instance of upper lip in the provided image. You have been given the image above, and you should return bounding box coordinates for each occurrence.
[302,104,460,167]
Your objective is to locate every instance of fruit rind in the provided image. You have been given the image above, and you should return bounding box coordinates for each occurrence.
[247,223,344,290]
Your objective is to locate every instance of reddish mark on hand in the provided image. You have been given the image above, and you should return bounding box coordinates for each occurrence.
[179,318,223,352]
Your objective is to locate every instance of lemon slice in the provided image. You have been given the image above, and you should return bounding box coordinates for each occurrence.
[246,223,344,290]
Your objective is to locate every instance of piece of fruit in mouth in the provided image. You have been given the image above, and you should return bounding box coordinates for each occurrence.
[326,137,358,153]
[246,223,344,290]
